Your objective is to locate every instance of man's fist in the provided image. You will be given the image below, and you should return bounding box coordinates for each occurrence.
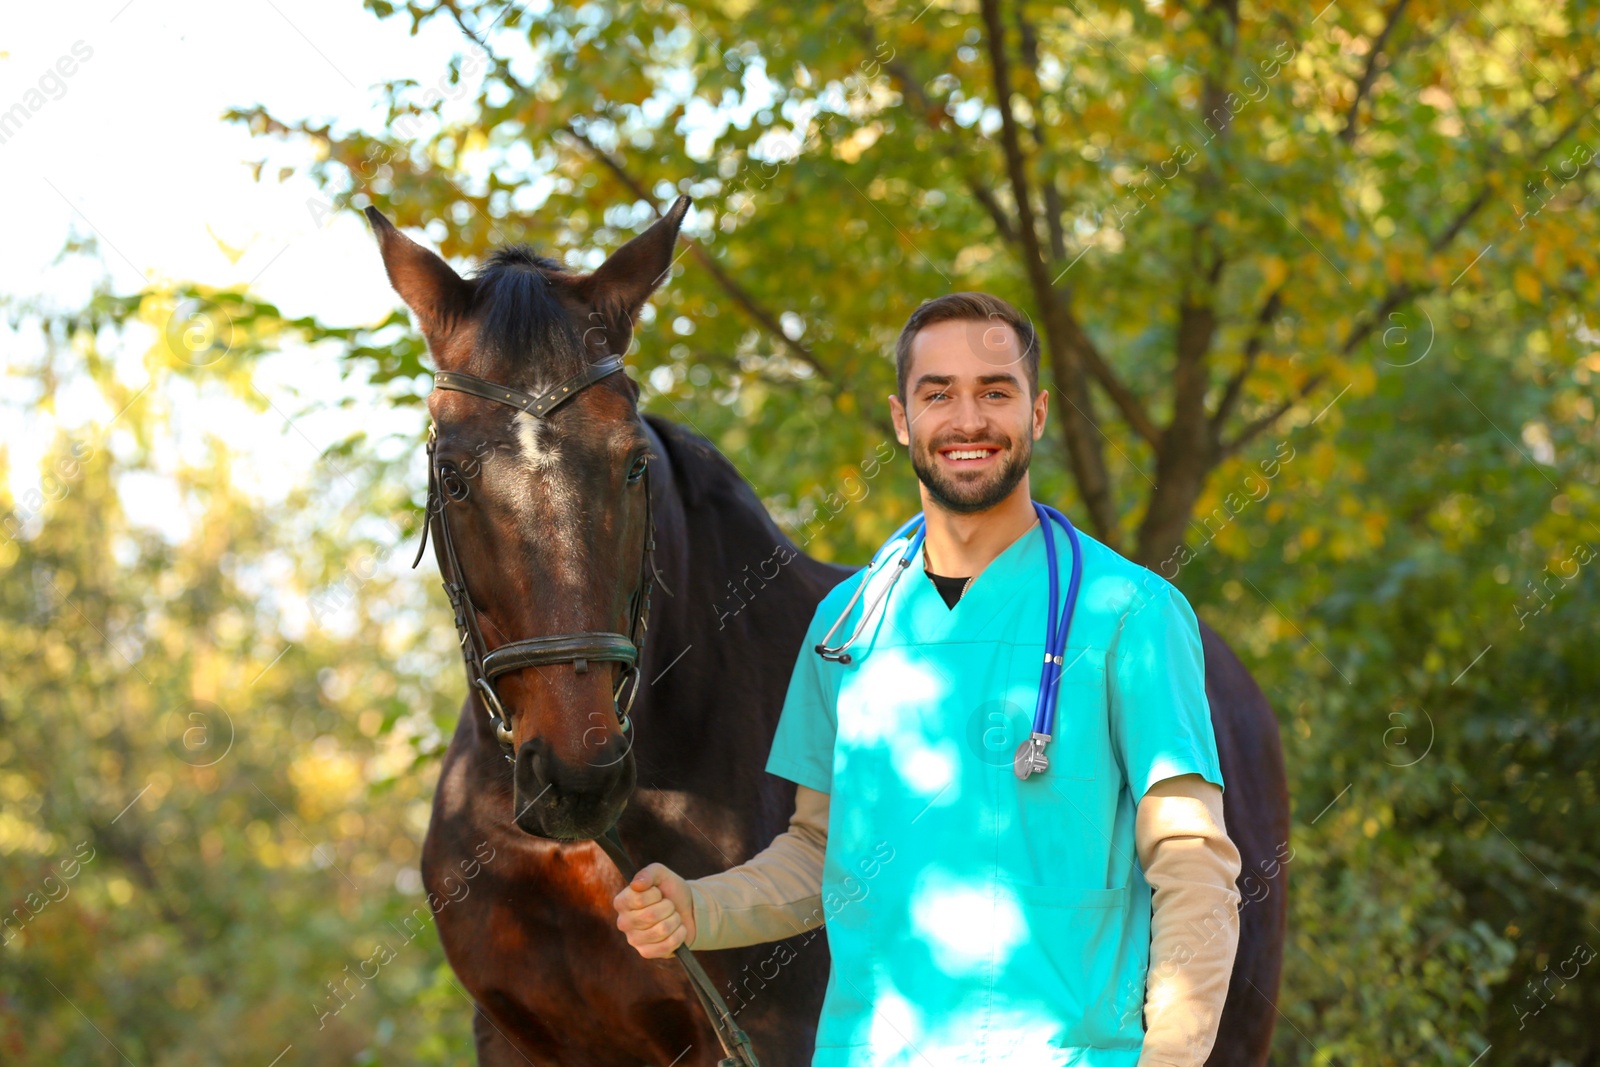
[613,862,696,959]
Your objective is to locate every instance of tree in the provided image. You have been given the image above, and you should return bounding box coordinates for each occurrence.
[235,0,1599,574]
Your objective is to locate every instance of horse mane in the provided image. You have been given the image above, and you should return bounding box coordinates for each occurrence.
[466,242,806,536]
[470,246,584,373]
[643,412,756,512]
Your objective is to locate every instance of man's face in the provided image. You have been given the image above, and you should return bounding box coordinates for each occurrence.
[888,317,1049,515]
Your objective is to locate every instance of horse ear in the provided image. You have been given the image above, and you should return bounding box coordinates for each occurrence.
[577,195,691,356]
[364,207,474,334]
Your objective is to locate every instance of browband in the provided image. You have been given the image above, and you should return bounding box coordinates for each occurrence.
[433,355,626,417]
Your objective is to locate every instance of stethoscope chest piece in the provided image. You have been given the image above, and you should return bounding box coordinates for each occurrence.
[1014,731,1051,780]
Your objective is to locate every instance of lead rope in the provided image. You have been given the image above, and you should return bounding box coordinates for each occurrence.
[596,823,761,1067]
[593,467,759,1066]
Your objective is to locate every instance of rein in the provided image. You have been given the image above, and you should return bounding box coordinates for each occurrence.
[413,355,761,1067]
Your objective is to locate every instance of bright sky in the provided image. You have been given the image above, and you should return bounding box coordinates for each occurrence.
[0,0,486,318]
[0,0,491,546]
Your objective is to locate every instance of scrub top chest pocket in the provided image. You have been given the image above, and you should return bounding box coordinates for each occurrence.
[992,643,1130,911]
[1001,642,1110,783]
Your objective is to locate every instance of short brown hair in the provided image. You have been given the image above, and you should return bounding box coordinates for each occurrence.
[894,292,1041,400]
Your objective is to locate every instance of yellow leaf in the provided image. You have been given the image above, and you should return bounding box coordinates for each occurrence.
[1514,268,1542,303]
[1348,362,1378,396]
[1262,255,1288,291]
[1363,512,1389,546]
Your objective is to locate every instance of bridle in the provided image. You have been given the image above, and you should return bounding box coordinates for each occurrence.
[409,350,760,1067]
[410,354,662,762]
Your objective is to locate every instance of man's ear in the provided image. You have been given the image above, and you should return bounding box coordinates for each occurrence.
[364,207,473,334]
[575,195,692,357]
[888,393,911,447]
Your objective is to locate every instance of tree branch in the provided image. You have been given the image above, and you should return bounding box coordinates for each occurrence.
[872,15,1157,452]
[965,175,1021,245]
[979,0,1121,542]
[978,0,1051,331]
[1078,342,1164,446]
[443,4,842,390]
[1214,66,1598,454]
[1339,0,1411,144]
[1015,4,1067,261]
[1221,372,1326,455]
[1211,285,1283,435]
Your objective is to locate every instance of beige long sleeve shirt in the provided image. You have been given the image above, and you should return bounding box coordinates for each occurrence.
[686,773,1241,1067]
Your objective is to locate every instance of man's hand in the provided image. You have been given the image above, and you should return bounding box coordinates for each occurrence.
[613,862,697,958]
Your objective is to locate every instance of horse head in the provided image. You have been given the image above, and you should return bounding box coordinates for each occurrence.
[366,195,690,841]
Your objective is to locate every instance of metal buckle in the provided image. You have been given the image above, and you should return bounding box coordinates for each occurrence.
[613,666,641,734]
[473,678,516,752]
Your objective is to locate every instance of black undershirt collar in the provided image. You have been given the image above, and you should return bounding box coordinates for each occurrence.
[924,569,972,610]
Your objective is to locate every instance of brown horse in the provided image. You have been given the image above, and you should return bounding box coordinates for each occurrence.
[363,196,1289,1066]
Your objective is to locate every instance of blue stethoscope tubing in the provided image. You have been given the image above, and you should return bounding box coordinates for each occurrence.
[813,501,1083,743]
[1035,502,1083,740]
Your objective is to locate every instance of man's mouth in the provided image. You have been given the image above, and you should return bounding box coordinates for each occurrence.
[937,444,1001,466]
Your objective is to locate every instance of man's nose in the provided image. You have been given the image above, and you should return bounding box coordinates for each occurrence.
[951,394,986,435]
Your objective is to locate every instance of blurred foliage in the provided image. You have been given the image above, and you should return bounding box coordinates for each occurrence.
[1210,327,1600,1063]
[1,293,472,1062]
[231,0,1600,569]
[5,0,1600,1063]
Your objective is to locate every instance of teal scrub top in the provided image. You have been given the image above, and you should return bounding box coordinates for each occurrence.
[765,517,1224,1067]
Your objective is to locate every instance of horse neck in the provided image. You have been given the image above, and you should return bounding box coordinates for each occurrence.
[624,418,843,846]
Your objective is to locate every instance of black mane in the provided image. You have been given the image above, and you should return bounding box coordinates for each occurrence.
[470,245,583,374]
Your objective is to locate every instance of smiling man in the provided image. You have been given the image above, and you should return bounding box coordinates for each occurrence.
[614,293,1243,1067]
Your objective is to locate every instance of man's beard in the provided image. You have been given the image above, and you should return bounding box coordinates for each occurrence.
[910,430,1032,515]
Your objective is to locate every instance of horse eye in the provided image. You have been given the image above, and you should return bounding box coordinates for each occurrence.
[440,466,470,501]
[626,456,650,484]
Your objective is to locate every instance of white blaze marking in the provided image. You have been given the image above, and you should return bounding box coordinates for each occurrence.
[514,412,581,562]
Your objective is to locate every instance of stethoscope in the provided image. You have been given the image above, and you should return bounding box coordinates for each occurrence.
[814,501,1084,781]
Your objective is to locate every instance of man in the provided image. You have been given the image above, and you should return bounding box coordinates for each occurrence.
[613,293,1242,1067]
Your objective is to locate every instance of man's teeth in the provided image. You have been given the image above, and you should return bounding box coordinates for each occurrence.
[946,449,991,460]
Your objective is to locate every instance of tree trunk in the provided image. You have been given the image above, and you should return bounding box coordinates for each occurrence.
[1134,297,1219,570]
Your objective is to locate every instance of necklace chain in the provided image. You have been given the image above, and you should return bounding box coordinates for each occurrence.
[922,557,975,604]
[920,515,1039,600]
